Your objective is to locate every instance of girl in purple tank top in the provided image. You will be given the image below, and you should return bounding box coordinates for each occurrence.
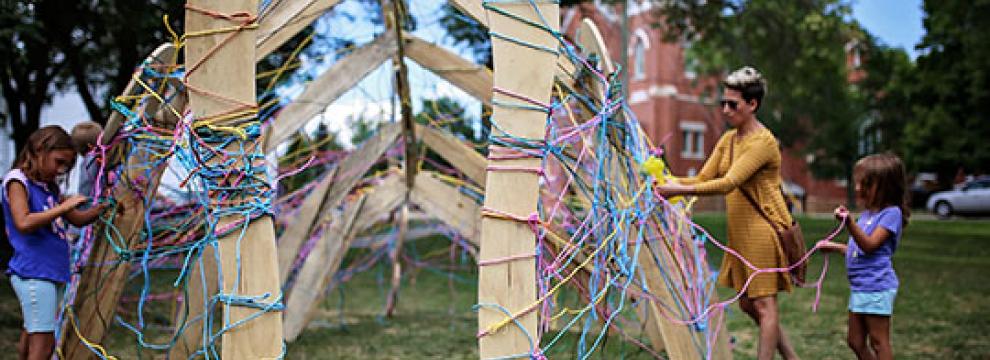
[818,153,910,360]
[2,126,107,360]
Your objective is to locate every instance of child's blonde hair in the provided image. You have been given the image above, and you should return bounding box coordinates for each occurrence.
[70,121,103,155]
[13,125,75,184]
[853,153,910,226]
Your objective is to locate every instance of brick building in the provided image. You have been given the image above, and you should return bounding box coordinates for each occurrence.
[561,2,848,212]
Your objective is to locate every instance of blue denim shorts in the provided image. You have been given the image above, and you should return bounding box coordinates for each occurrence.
[10,274,63,333]
[849,288,897,316]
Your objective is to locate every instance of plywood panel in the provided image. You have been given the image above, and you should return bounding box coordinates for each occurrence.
[478,3,558,358]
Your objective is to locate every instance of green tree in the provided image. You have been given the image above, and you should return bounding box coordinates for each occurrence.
[651,0,865,205]
[855,37,915,155]
[415,97,475,141]
[0,0,184,150]
[902,0,990,185]
[278,122,343,193]
[0,2,65,151]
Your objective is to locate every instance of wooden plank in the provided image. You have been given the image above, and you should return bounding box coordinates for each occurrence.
[478,3,558,358]
[264,31,398,152]
[404,33,492,106]
[383,0,414,318]
[275,168,335,284]
[184,1,282,358]
[169,245,220,358]
[576,18,730,359]
[60,43,179,360]
[383,203,408,316]
[575,15,670,350]
[444,0,581,94]
[409,171,481,246]
[577,19,614,101]
[416,123,487,186]
[99,44,178,146]
[448,0,487,26]
[282,174,406,341]
[315,121,402,222]
[277,121,401,284]
[256,0,343,60]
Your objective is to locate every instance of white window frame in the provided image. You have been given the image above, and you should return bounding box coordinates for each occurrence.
[629,28,651,81]
[680,121,706,160]
[633,42,646,80]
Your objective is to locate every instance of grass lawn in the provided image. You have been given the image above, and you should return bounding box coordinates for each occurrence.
[0,214,986,359]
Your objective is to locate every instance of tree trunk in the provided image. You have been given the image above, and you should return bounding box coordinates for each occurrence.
[67,53,106,124]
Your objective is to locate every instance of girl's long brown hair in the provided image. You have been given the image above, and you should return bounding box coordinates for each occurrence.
[12,125,75,187]
[854,153,910,227]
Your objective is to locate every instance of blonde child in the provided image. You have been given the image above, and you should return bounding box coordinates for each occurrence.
[70,121,103,197]
[3,126,107,360]
[818,153,909,360]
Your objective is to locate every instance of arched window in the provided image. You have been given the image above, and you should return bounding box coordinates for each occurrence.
[630,28,650,81]
[633,42,646,80]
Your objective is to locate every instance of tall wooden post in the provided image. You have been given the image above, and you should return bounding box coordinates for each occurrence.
[61,44,180,360]
[478,2,558,358]
[184,1,283,358]
[382,0,416,317]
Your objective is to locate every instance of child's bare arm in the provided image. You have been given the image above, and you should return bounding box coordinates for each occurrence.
[815,240,847,254]
[63,202,108,227]
[6,182,85,233]
[835,205,892,253]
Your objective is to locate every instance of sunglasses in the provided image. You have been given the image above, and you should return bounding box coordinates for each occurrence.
[719,99,739,110]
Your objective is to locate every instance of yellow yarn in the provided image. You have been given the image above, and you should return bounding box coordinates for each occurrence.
[641,156,684,204]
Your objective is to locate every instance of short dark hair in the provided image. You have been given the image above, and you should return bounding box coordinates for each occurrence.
[722,66,766,112]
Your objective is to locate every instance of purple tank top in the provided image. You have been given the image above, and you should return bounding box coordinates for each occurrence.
[2,169,71,283]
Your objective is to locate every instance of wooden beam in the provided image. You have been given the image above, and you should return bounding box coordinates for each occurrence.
[264,31,398,152]
[478,3,558,358]
[383,203,408,316]
[575,18,730,359]
[283,173,406,341]
[256,0,343,60]
[99,44,179,146]
[409,171,481,246]
[184,1,282,358]
[383,0,415,318]
[416,123,487,186]
[448,0,487,26]
[314,121,402,227]
[442,1,580,95]
[577,19,614,101]
[403,33,492,105]
[277,121,402,284]
[61,43,179,359]
[169,245,220,358]
[275,168,335,284]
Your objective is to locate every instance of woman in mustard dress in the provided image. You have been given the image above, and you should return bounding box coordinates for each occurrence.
[657,67,799,360]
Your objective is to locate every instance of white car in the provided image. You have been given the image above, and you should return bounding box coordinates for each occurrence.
[926,178,990,219]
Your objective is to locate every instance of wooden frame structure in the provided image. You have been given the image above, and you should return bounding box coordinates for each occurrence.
[62,0,729,359]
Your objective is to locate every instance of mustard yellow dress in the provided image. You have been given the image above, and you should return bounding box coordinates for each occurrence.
[678,127,792,298]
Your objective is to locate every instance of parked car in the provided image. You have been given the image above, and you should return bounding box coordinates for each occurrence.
[910,172,938,209]
[926,177,990,219]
